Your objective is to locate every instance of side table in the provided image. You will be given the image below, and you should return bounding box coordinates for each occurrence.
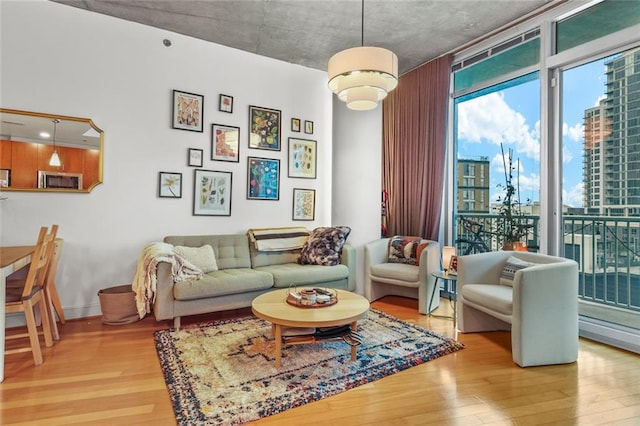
[428,271,458,326]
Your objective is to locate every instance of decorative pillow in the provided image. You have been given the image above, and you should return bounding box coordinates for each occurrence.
[499,256,534,286]
[388,236,422,265]
[416,242,430,266]
[174,244,218,273]
[297,226,351,266]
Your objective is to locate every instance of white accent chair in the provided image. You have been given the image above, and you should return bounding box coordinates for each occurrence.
[457,251,579,367]
[365,238,440,314]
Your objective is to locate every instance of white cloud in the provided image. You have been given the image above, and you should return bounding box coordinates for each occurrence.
[563,122,583,142]
[594,94,607,107]
[563,182,584,208]
[457,92,540,160]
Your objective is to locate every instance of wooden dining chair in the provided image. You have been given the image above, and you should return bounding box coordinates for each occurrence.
[43,238,64,340]
[5,226,56,365]
[8,226,64,339]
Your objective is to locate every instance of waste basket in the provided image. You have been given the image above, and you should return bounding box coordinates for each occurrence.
[97,284,140,325]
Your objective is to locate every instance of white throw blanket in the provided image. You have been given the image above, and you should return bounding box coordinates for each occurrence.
[131,242,203,319]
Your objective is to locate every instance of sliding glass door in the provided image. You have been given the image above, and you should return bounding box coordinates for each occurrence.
[561,47,640,330]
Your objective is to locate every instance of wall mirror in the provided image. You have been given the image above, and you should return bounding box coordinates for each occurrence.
[0,108,103,193]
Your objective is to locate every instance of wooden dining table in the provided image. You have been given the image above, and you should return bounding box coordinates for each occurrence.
[0,245,35,382]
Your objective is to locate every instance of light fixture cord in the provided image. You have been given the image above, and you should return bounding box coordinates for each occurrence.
[53,119,58,149]
[361,0,364,46]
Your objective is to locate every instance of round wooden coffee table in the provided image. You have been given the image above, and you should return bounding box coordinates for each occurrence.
[251,288,370,367]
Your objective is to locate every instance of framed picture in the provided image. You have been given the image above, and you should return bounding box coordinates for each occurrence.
[247,156,280,200]
[211,123,240,162]
[248,105,281,151]
[304,120,314,134]
[288,137,317,179]
[188,148,203,167]
[158,172,182,198]
[0,168,10,187]
[193,169,232,216]
[219,94,233,113]
[448,255,458,276]
[172,90,204,132]
[292,188,315,221]
[291,118,301,132]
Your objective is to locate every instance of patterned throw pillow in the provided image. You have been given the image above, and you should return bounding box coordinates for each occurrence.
[297,226,351,266]
[499,256,535,286]
[388,236,424,265]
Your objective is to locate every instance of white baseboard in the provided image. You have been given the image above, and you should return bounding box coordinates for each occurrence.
[579,316,640,354]
[5,303,102,328]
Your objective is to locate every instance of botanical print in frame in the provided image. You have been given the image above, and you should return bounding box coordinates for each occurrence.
[172,90,204,132]
[248,105,281,151]
[219,94,233,113]
[288,137,317,179]
[292,188,315,221]
[158,172,182,198]
[291,118,301,132]
[193,169,232,216]
[211,123,240,162]
[247,157,280,200]
[188,148,203,167]
[304,120,314,134]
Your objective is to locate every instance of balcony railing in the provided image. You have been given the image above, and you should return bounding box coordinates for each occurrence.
[456,213,640,318]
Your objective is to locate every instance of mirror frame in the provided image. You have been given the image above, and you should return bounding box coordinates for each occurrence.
[0,108,104,193]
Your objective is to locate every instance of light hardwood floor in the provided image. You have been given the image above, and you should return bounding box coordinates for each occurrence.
[2,296,639,425]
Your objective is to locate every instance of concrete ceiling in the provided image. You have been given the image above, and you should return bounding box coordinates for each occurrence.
[50,0,554,74]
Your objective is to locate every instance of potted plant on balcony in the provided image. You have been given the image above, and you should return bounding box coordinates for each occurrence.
[495,144,531,251]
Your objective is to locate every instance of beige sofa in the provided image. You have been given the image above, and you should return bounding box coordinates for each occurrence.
[153,233,356,328]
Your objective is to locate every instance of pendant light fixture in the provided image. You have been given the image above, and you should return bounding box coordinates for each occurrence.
[49,118,61,167]
[327,0,398,111]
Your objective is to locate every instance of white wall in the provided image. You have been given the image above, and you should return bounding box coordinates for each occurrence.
[332,98,383,294]
[1,0,379,320]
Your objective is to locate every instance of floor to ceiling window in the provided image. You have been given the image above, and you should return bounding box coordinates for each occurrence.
[562,47,640,331]
[447,0,640,351]
[454,75,541,254]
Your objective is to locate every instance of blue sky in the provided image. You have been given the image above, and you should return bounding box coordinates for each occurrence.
[456,57,609,209]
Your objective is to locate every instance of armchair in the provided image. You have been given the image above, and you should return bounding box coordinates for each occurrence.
[457,251,579,367]
[364,238,440,314]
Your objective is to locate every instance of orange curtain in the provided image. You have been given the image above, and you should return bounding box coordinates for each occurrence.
[382,54,452,240]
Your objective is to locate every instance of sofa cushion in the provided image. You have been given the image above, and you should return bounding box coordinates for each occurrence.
[174,244,218,273]
[173,268,273,301]
[371,262,419,283]
[298,226,351,266]
[500,256,535,286]
[387,236,422,265]
[164,234,251,269]
[461,284,513,315]
[256,263,349,288]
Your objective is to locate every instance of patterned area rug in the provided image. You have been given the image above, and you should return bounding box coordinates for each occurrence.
[154,308,464,425]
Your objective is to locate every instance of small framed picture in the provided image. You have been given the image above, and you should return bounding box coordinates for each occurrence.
[288,137,316,179]
[249,105,281,151]
[219,94,233,113]
[247,156,280,200]
[211,123,240,162]
[172,90,204,132]
[193,169,232,216]
[291,118,301,132]
[448,255,458,276]
[304,120,314,134]
[0,168,10,187]
[293,188,315,221]
[158,172,182,198]
[188,148,203,167]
